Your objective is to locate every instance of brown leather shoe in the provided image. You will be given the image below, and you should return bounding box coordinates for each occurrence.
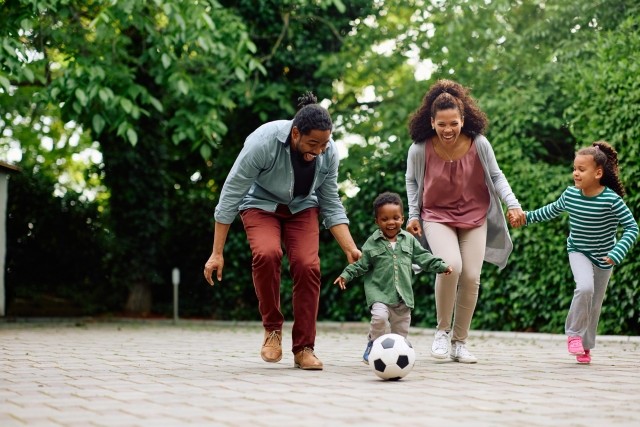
[261,330,282,363]
[294,347,323,370]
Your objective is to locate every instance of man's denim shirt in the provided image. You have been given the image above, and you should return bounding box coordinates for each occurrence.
[214,120,349,229]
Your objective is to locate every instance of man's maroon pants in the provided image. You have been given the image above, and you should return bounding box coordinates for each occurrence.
[240,206,321,354]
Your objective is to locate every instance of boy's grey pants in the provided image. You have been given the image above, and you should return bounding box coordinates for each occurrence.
[368,302,411,341]
[566,252,613,350]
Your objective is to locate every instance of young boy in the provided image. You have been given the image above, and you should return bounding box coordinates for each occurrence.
[334,192,452,363]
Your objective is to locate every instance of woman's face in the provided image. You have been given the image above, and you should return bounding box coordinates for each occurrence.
[431,108,464,146]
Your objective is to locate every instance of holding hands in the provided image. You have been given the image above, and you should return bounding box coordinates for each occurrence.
[507,208,526,228]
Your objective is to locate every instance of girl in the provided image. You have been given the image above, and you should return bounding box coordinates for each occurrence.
[522,141,638,363]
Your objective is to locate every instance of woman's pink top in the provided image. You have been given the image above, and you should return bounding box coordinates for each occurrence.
[421,140,489,229]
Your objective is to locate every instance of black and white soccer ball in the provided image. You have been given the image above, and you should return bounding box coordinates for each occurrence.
[368,333,416,380]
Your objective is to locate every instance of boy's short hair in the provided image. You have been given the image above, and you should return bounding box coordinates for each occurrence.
[373,192,403,217]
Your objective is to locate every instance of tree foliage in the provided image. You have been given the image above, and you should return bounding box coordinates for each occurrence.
[2,0,376,315]
[320,0,640,334]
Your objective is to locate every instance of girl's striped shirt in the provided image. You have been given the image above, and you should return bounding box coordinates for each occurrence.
[526,186,638,269]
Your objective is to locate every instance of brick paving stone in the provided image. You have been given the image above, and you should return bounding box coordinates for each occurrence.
[1,319,639,427]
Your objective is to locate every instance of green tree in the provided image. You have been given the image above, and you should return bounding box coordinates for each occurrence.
[1,0,377,316]
[323,0,640,333]
[1,0,262,313]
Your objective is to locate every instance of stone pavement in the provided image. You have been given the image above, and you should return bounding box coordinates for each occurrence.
[1,319,639,427]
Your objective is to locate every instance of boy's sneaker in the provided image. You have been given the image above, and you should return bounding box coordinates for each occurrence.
[363,340,373,365]
[576,349,591,364]
[450,342,478,364]
[567,336,585,355]
[431,330,451,359]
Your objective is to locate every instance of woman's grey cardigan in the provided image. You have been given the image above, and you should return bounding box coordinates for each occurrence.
[405,135,520,270]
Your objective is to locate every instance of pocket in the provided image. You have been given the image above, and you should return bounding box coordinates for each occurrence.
[368,246,387,258]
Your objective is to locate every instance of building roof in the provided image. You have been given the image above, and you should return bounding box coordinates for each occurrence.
[0,161,20,173]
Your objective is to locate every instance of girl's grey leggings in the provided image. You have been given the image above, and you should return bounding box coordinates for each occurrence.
[566,251,612,350]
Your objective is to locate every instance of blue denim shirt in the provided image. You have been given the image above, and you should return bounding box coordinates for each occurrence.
[214,120,349,229]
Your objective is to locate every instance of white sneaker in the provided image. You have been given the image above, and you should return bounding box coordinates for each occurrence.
[450,342,477,363]
[431,330,451,359]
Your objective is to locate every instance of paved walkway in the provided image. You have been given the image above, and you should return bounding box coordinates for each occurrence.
[1,319,639,427]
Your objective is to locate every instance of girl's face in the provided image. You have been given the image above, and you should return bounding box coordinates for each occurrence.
[573,154,603,194]
[375,203,404,241]
[431,108,464,146]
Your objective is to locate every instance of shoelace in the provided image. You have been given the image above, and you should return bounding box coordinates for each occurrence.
[433,332,449,351]
[263,331,281,348]
[298,347,319,360]
[455,344,474,358]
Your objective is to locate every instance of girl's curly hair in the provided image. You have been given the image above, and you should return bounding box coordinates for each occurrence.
[408,79,488,142]
[577,141,625,197]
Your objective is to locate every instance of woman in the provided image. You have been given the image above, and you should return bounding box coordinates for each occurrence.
[405,79,525,363]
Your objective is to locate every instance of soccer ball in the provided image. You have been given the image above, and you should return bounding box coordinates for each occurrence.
[368,333,416,381]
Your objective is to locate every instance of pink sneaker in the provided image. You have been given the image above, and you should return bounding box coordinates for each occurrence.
[567,336,585,355]
[576,349,591,364]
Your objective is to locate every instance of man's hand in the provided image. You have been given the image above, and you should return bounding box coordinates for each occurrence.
[204,253,224,285]
[347,248,362,264]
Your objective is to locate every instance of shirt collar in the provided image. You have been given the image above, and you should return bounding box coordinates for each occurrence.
[277,120,293,146]
[373,229,405,242]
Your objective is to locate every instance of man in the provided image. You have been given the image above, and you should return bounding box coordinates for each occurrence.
[203,92,361,370]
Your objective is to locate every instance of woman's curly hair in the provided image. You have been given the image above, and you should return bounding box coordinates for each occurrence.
[577,141,626,197]
[408,79,488,143]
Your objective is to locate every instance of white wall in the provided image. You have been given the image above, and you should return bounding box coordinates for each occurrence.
[0,172,8,316]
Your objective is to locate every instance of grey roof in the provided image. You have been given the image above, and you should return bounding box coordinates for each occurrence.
[0,161,20,173]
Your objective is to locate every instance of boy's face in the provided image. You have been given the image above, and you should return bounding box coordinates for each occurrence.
[375,203,404,240]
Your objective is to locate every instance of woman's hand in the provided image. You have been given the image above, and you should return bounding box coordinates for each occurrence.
[406,219,422,237]
[507,208,526,228]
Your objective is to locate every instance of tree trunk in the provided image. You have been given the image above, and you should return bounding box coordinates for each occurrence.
[124,281,152,316]
[100,127,169,316]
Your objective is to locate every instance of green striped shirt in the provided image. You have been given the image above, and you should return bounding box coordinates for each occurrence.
[526,186,638,269]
